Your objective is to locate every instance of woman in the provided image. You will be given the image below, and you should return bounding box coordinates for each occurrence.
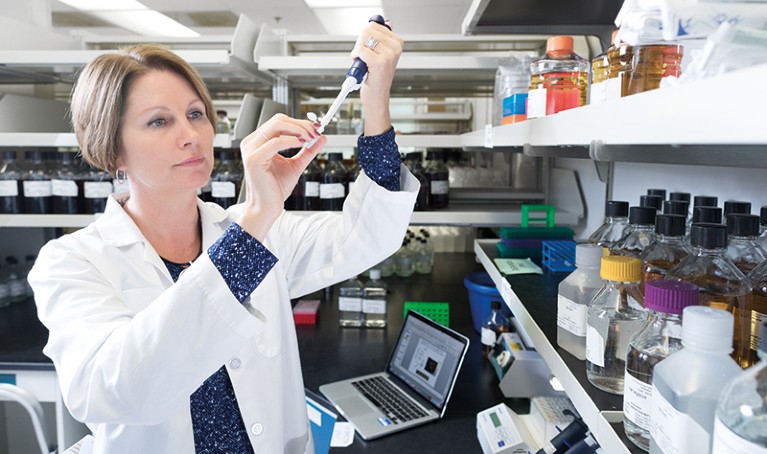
[29,21,417,453]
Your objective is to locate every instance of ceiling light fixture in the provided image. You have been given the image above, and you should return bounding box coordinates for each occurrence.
[57,0,199,37]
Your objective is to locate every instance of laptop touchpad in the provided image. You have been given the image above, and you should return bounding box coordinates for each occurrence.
[338,397,376,416]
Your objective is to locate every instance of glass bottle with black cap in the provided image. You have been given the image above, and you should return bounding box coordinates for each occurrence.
[725,213,767,276]
[724,200,752,218]
[667,223,754,369]
[641,214,691,285]
[588,200,630,252]
[640,194,663,214]
[610,206,657,259]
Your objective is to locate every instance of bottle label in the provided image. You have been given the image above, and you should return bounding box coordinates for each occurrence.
[362,299,386,314]
[623,371,652,430]
[481,327,497,347]
[527,88,547,119]
[51,179,79,197]
[319,183,344,199]
[430,180,448,195]
[556,295,587,336]
[585,325,605,368]
[751,310,766,351]
[23,180,52,197]
[604,77,622,101]
[712,416,767,454]
[84,181,113,198]
[113,179,130,193]
[211,181,236,198]
[338,297,362,312]
[305,181,319,197]
[649,383,711,454]
[0,180,19,196]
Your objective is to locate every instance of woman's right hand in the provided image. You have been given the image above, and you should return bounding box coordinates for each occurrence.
[235,114,327,241]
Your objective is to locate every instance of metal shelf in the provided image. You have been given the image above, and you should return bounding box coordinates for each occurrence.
[474,239,642,454]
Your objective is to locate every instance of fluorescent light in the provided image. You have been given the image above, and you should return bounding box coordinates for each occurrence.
[313,7,384,35]
[305,0,381,7]
[57,0,199,37]
[58,0,147,11]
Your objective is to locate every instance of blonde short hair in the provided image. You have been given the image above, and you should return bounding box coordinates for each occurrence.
[70,44,215,175]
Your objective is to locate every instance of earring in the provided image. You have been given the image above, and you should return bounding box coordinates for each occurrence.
[115,169,127,184]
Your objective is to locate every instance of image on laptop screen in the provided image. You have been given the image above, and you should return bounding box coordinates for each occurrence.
[387,314,466,411]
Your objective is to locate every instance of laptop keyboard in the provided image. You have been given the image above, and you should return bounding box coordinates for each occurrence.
[351,376,429,424]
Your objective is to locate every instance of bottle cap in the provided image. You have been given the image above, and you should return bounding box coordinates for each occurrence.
[727,213,760,237]
[761,206,767,226]
[327,152,343,162]
[426,149,445,160]
[644,280,698,315]
[219,150,234,161]
[629,206,656,225]
[724,200,752,217]
[490,300,502,311]
[546,36,574,53]
[669,192,691,203]
[640,195,663,212]
[656,214,686,236]
[693,195,718,208]
[692,206,722,224]
[605,200,629,217]
[600,255,642,282]
[663,200,689,218]
[690,223,727,249]
[575,243,603,267]
[681,305,733,352]
[646,189,667,199]
[369,269,381,280]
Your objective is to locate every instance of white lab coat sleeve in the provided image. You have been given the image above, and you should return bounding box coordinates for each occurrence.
[29,239,264,425]
[270,165,418,297]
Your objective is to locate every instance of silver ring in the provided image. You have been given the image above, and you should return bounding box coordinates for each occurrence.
[364,37,379,51]
[258,130,269,142]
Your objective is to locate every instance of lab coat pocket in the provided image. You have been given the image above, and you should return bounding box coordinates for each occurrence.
[121,286,164,314]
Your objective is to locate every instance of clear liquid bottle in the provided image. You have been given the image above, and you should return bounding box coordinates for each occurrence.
[642,214,691,285]
[0,151,23,214]
[482,300,511,358]
[338,275,365,327]
[424,150,449,209]
[747,262,767,375]
[527,35,589,119]
[649,306,742,454]
[758,206,767,251]
[210,151,242,209]
[725,214,767,276]
[413,238,433,275]
[588,200,630,252]
[21,151,52,214]
[493,53,531,125]
[586,255,647,394]
[320,152,347,211]
[610,206,657,259]
[5,256,26,304]
[420,229,435,267]
[363,269,387,328]
[557,243,605,360]
[667,223,754,369]
[393,238,414,278]
[713,321,767,452]
[51,151,80,214]
[215,110,232,134]
[624,280,698,452]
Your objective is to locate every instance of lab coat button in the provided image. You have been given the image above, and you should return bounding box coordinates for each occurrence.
[251,422,264,436]
[229,358,241,369]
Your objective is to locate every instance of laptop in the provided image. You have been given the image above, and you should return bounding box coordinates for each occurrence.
[319,310,470,440]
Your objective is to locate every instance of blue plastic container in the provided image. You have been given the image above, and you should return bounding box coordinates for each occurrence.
[463,271,512,333]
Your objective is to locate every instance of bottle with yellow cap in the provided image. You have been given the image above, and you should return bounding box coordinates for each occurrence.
[527,35,590,119]
[586,255,648,394]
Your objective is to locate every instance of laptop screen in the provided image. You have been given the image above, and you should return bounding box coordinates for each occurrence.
[386,311,469,413]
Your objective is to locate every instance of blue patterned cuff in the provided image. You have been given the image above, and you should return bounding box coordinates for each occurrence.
[357,127,401,192]
[208,223,278,303]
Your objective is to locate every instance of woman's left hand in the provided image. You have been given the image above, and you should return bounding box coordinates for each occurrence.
[350,20,404,136]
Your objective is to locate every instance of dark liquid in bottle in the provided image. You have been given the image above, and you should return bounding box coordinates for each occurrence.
[294,174,321,211]
[23,195,51,214]
[425,170,449,209]
[211,180,241,210]
[52,195,79,214]
[0,181,22,213]
[320,175,346,211]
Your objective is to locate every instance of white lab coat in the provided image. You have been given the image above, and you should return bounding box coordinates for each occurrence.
[29,168,418,454]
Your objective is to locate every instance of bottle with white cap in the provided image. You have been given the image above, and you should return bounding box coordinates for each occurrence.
[556,243,605,360]
[648,306,742,454]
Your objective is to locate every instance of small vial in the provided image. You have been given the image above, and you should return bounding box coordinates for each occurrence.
[363,269,387,328]
[586,255,647,394]
[338,275,364,327]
